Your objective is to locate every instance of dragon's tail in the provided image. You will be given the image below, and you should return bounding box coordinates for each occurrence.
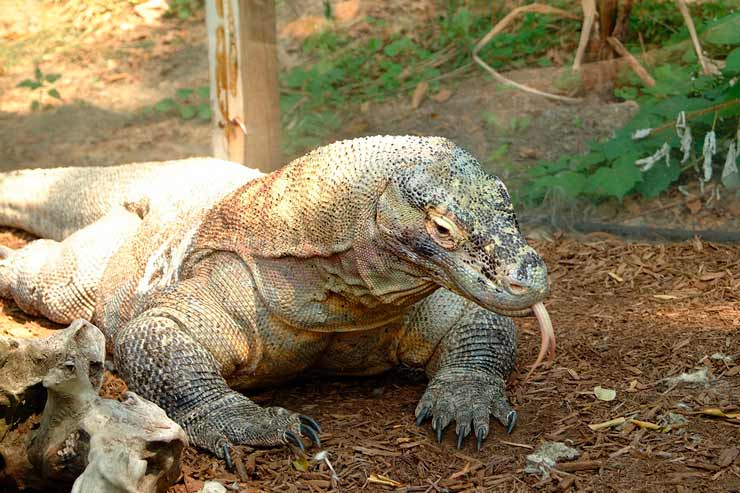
[0,165,131,240]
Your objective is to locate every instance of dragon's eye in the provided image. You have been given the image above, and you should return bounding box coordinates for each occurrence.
[426,212,462,249]
[434,218,451,236]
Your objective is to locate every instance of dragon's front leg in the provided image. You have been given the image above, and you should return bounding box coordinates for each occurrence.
[399,289,517,449]
[110,253,321,461]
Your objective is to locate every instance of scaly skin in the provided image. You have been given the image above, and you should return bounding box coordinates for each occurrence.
[0,136,549,457]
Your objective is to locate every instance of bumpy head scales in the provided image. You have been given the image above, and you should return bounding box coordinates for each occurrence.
[372,136,554,372]
[376,137,549,312]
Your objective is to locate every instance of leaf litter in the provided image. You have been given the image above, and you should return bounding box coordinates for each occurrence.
[1,229,739,491]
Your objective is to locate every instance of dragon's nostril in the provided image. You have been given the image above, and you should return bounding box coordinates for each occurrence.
[506,280,528,295]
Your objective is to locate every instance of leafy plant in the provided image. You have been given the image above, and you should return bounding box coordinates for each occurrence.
[150,85,211,120]
[17,66,62,111]
[280,5,579,157]
[524,52,740,203]
[167,0,202,20]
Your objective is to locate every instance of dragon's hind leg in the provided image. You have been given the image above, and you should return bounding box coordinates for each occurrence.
[0,207,141,324]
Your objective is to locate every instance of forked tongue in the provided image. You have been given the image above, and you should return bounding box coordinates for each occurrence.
[524,302,555,381]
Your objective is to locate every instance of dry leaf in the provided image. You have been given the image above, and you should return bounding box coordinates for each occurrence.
[725,365,740,376]
[280,16,327,40]
[518,147,538,159]
[653,294,678,300]
[717,447,739,468]
[588,417,626,430]
[698,272,724,281]
[292,456,309,471]
[368,474,402,487]
[686,199,702,214]
[411,81,429,110]
[608,271,624,283]
[630,419,662,431]
[594,386,616,401]
[334,0,361,22]
[432,89,453,103]
[699,408,740,420]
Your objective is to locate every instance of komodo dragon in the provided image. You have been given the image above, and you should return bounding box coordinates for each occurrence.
[0,135,554,459]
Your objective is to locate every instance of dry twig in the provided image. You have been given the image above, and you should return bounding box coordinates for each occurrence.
[472,4,583,103]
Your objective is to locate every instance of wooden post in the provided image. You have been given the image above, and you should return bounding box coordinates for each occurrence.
[206,0,282,171]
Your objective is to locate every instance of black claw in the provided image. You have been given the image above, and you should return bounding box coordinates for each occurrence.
[456,425,468,450]
[300,423,321,448]
[506,411,518,434]
[223,443,233,471]
[284,431,305,452]
[415,406,430,426]
[476,428,485,451]
[434,416,445,443]
[299,414,322,434]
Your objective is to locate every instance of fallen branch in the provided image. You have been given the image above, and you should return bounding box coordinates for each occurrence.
[472,4,583,103]
[573,0,597,71]
[606,36,656,87]
[675,0,712,75]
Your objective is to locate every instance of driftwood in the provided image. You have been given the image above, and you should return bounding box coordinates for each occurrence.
[0,319,187,492]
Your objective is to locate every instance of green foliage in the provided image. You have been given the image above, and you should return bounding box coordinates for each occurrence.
[167,0,202,20]
[17,65,62,111]
[703,12,740,46]
[151,85,211,121]
[280,6,579,156]
[525,59,740,203]
[629,0,738,47]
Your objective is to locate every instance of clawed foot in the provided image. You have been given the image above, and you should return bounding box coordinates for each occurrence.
[221,414,322,470]
[414,372,516,450]
[183,393,322,465]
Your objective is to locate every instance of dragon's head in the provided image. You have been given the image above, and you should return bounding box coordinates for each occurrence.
[376,137,549,316]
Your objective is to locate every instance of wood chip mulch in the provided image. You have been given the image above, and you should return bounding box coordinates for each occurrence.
[2,228,739,492]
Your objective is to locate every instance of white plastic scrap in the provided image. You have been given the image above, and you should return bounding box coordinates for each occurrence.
[631,128,652,140]
[702,131,717,182]
[313,451,340,484]
[723,141,740,190]
[524,441,580,479]
[666,367,709,385]
[676,111,693,164]
[635,142,670,172]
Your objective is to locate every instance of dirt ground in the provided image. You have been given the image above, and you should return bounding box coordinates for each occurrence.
[1,227,739,493]
[1,1,739,492]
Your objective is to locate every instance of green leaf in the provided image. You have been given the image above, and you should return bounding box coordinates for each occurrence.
[30,100,40,111]
[178,104,197,120]
[154,97,176,113]
[383,38,412,57]
[585,154,642,200]
[45,73,61,83]
[196,85,210,99]
[703,13,740,45]
[197,102,212,120]
[614,86,638,100]
[175,88,194,100]
[634,161,682,198]
[725,47,740,73]
[549,170,588,197]
[17,79,41,89]
[34,66,42,81]
[47,88,61,100]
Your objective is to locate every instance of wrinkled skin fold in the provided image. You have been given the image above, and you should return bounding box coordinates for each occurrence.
[0,135,551,458]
